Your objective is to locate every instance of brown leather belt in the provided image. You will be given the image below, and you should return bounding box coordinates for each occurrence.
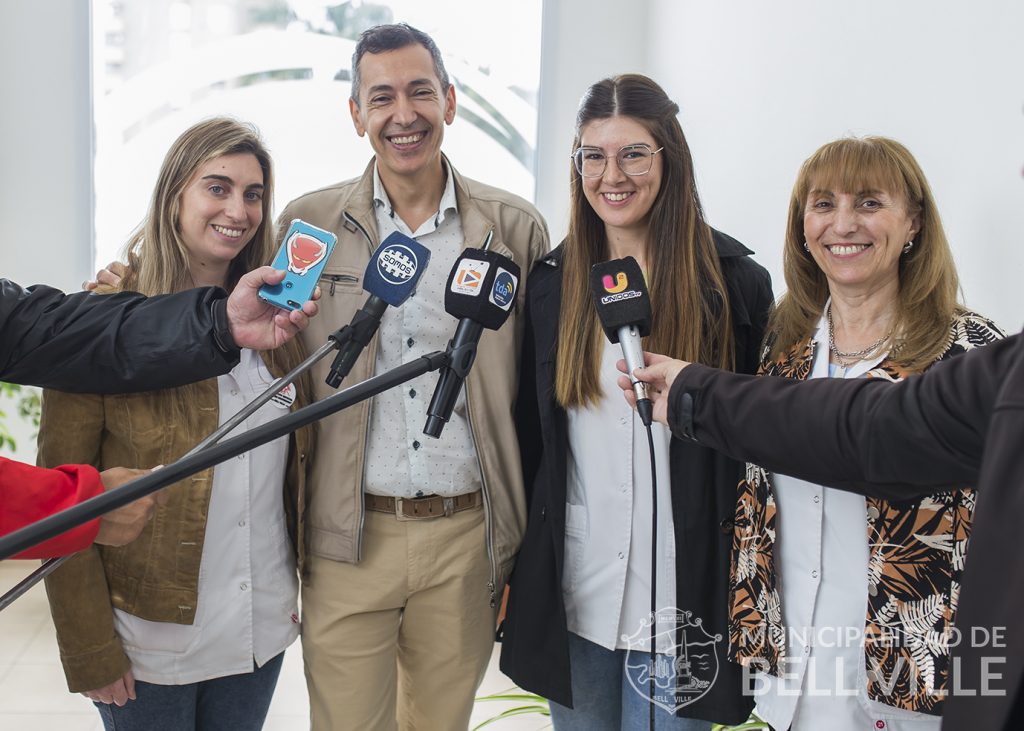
[364,490,482,520]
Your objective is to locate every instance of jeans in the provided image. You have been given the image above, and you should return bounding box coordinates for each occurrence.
[549,633,713,731]
[95,652,284,731]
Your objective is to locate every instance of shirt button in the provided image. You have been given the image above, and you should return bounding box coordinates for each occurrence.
[240,582,248,591]
[238,519,246,527]
[412,440,421,450]
[875,721,886,730]
[230,389,239,397]
[409,388,417,398]
[406,338,415,348]
[813,495,821,504]
[811,569,819,579]
[618,552,625,560]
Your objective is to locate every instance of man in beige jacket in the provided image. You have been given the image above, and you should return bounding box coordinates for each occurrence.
[279,23,549,730]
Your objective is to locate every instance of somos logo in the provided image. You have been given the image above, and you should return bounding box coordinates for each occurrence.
[602,271,629,293]
[377,245,419,284]
[489,268,518,311]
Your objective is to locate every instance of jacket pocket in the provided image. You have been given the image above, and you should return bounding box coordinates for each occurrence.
[319,267,362,297]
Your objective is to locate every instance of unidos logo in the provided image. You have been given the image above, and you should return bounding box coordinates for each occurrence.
[450,259,491,297]
[602,271,629,294]
[377,245,419,284]
[488,268,518,311]
[600,289,642,305]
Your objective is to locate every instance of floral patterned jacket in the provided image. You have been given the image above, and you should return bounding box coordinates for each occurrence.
[727,310,1004,714]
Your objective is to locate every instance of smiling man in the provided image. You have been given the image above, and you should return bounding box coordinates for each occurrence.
[276,23,549,731]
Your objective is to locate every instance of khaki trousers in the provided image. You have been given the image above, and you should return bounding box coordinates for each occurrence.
[301,504,497,731]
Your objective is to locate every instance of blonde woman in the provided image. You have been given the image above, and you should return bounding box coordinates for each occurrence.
[40,118,314,731]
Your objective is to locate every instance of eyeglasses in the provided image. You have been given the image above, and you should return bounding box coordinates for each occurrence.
[570,143,664,178]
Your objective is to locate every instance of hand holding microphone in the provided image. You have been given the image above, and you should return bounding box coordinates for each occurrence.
[423,248,521,438]
[590,256,654,426]
[326,232,431,387]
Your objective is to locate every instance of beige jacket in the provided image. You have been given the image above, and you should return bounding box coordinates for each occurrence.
[282,157,549,604]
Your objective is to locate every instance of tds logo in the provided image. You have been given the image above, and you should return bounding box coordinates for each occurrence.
[602,272,629,293]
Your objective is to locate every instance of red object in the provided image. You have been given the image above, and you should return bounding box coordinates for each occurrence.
[0,458,102,558]
[288,234,327,274]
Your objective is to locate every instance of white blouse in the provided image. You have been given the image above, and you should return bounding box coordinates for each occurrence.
[563,338,677,654]
[754,312,939,731]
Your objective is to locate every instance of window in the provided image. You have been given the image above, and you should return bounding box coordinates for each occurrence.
[92,0,542,269]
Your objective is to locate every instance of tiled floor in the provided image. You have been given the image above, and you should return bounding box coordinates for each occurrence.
[0,561,549,730]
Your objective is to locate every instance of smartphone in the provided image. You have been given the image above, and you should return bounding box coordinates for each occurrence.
[259,219,338,311]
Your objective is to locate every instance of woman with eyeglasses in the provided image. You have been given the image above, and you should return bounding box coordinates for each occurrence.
[499,74,773,728]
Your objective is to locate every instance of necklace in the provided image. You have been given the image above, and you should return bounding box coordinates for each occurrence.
[826,303,891,367]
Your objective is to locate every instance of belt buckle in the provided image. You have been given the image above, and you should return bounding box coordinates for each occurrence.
[394,496,454,521]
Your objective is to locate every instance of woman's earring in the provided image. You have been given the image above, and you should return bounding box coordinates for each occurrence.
[803,241,810,252]
[902,240,914,254]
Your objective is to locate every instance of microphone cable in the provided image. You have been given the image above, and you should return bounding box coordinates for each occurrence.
[643,417,658,731]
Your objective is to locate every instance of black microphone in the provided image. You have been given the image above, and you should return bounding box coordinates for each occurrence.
[590,256,654,426]
[325,232,431,388]
[423,248,521,438]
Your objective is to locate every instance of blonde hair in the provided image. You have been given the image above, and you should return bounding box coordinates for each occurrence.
[770,136,963,371]
[115,117,311,428]
[556,74,733,408]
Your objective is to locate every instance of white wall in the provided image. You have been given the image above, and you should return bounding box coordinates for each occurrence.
[646,0,1024,331]
[0,0,93,293]
[534,0,650,244]
[2,0,1020,330]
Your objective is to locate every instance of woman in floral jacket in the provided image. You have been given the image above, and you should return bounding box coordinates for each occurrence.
[729,136,1003,731]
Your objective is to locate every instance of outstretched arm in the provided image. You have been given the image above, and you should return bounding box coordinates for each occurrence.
[656,335,1019,500]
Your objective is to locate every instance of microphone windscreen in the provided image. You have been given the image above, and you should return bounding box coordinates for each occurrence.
[362,232,432,306]
[444,248,521,330]
[589,256,652,342]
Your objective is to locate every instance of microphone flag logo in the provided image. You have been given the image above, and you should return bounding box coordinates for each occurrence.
[450,259,490,297]
[488,268,518,311]
[603,272,629,293]
[377,244,419,284]
[287,231,329,275]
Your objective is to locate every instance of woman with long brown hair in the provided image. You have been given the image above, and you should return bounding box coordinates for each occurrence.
[39,117,314,731]
[500,74,773,728]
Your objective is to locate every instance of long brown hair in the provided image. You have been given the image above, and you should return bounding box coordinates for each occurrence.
[115,117,311,427]
[555,74,733,408]
[770,136,962,370]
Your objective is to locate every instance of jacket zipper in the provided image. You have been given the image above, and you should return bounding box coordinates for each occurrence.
[466,227,499,607]
[319,273,358,297]
[343,210,377,562]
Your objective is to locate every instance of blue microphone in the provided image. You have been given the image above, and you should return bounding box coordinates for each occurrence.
[325,232,431,388]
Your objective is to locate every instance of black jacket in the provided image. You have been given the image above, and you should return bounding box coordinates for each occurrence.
[667,329,1024,730]
[0,279,240,392]
[499,231,773,724]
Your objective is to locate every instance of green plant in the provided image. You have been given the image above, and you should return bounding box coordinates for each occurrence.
[472,687,550,729]
[0,382,42,453]
[712,712,769,730]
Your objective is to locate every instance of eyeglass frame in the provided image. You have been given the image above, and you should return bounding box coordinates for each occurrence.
[570,143,665,178]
